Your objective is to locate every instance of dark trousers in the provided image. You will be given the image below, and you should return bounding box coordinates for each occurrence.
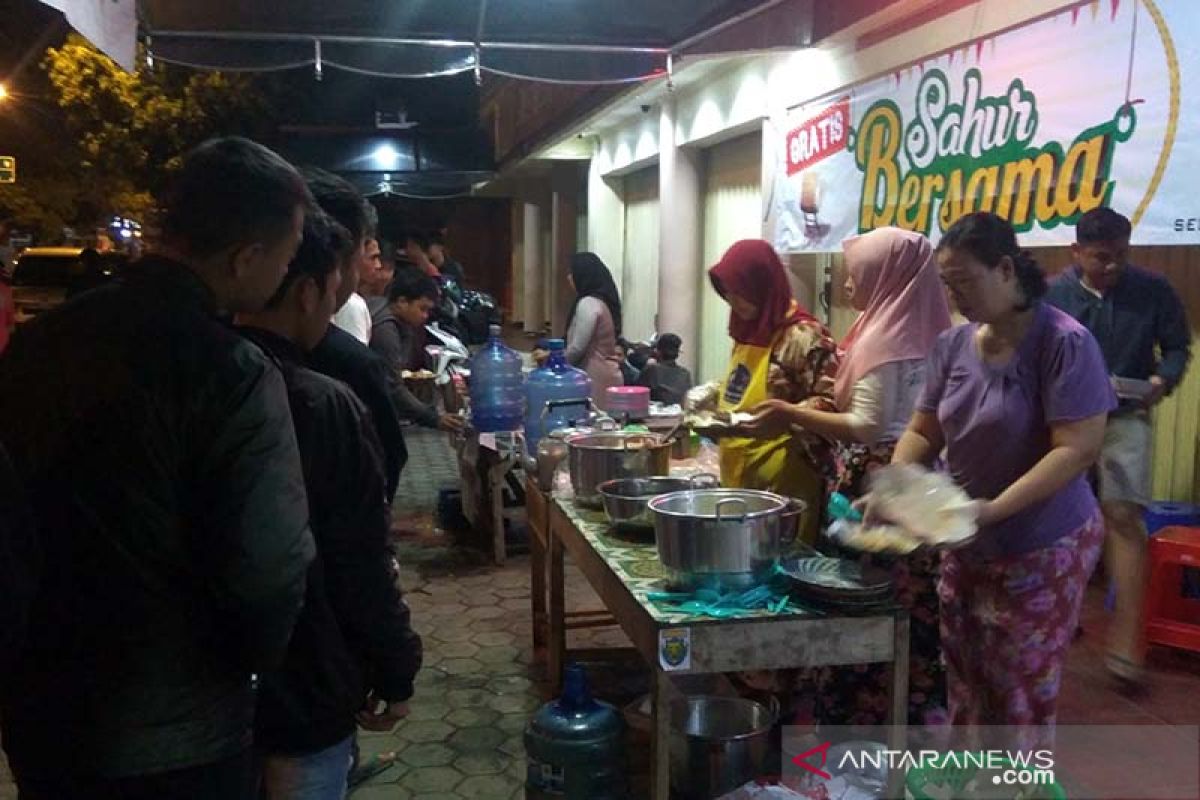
[14,749,253,800]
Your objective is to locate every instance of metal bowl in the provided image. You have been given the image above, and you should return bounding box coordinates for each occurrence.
[598,474,719,532]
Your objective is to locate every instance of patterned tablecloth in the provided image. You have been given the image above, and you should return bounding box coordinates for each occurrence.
[553,492,834,626]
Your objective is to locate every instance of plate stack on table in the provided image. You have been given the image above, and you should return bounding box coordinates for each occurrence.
[778,556,894,611]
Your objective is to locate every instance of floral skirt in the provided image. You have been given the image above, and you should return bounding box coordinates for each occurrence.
[938,513,1105,737]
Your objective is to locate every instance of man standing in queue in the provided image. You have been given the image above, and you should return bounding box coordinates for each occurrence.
[1046,207,1192,684]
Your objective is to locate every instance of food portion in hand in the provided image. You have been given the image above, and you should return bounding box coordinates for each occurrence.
[684,410,754,435]
[836,523,921,555]
[401,369,436,380]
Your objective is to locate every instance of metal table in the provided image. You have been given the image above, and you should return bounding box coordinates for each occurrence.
[533,488,910,799]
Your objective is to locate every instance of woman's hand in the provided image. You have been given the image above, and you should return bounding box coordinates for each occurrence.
[736,399,799,438]
[972,499,1003,528]
[532,347,550,366]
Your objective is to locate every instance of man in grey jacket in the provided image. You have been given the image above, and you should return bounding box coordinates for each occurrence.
[370,266,464,432]
[0,138,315,799]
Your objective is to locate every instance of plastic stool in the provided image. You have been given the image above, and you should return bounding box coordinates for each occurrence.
[1105,502,1200,610]
[1145,526,1200,654]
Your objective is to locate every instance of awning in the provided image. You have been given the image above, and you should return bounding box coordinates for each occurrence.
[139,0,812,83]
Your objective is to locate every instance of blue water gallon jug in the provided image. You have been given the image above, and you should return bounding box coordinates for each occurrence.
[469,324,525,432]
[524,339,592,455]
[524,664,625,799]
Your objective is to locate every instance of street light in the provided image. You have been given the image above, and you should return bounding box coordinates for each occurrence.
[0,84,8,102]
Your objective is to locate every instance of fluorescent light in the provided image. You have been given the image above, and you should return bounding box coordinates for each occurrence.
[372,143,401,170]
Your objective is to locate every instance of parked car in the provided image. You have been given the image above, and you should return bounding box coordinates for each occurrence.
[11,247,127,322]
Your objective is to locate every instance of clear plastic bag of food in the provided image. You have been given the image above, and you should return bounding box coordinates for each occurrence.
[865,464,977,547]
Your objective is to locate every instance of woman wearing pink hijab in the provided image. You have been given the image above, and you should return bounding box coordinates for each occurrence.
[740,226,952,726]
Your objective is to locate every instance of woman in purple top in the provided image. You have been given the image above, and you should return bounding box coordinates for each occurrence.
[893,212,1115,738]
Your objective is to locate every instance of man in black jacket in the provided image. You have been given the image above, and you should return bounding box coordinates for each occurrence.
[240,209,422,797]
[305,170,409,502]
[0,137,315,798]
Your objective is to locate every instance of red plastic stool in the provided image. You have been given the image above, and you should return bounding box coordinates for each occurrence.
[1145,526,1200,654]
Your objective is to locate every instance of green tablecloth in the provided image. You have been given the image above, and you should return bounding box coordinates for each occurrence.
[554,493,830,625]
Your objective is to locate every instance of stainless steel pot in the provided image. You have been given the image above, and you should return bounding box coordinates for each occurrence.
[649,488,806,590]
[669,695,778,799]
[566,431,672,509]
[597,474,718,532]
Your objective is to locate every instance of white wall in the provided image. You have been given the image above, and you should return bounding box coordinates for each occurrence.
[621,167,661,343]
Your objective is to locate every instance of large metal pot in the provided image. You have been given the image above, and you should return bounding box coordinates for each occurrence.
[669,695,777,799]
[649,488,806,590]
[597,474,718,532]
[566,431,672,509]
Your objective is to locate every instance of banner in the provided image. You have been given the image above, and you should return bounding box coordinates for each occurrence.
[767,0,1200,252]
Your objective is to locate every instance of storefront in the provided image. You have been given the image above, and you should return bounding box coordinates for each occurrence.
[517,0,1200,501]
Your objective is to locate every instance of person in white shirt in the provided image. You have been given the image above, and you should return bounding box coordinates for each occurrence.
[737,226,953,728]
[331,236,381,345]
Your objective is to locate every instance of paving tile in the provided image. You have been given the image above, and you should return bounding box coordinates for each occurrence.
[352,785,413,800]
[396,719,454,744]
[499,598,530,612]
[440,657,486,676]
[493,587,531,599]
[490,693,542,715]
[445,688,493,709]
[496,713,531,734]
[476,645,521,664]
[437,640,481,659]
[431,626,476,643]
[498,735,526,758]
[469,616,508,633]
[445,706,501,727]
[403,702,450,723]
[448,725,508,753]
[445,672,491,690]
[474,630,517,647]
[356,734,407,762]
[401,765,464,794]
[467,605,506,620]
[398,741,457,768]
[454,751,511,776]
[486,675,534,695]
[455,773,518,799]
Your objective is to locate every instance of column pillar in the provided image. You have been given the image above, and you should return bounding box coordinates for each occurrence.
[657,94,704,373]
[550,166,581,336]
[522,202,544,335]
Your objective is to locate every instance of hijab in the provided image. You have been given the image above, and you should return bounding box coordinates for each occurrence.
[566,252,622,337]
[708,239,816,347]
[833,227,952,411]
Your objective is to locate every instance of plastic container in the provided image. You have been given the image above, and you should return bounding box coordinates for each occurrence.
[606,385,650,421]
[468,324,525,433]
[524,339,592,455]
[524,664,625,799]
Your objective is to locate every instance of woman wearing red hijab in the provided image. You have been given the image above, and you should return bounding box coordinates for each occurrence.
[708,240,838,541]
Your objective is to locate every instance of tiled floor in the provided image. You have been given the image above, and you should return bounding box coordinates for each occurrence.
[2,426,1198,799]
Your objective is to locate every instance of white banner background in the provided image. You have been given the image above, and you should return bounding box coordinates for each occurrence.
[767,0,1200,252]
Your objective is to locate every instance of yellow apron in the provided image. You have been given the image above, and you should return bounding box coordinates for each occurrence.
[718,335,822,543]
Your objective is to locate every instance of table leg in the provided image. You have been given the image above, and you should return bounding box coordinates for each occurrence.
[548,517,566,693]
[651,670,671,800]
[530,520,547,651]
[489,461,507,566]
[886,611,911,799]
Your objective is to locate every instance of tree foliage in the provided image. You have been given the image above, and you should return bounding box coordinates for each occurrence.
[0,34,273,240]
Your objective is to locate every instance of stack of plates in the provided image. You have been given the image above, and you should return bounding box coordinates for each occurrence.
[778,556,894,610]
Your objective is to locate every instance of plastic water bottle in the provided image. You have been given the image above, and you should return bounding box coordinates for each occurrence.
[524,664,625,799]
[469,325,525,432]
[525,339,592,455]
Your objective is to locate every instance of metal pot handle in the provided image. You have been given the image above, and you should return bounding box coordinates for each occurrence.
[780,498,808,545]
[540,397,592,425]
[714,497,748,522]
[688,473,720,489]
[593,416,620,432]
